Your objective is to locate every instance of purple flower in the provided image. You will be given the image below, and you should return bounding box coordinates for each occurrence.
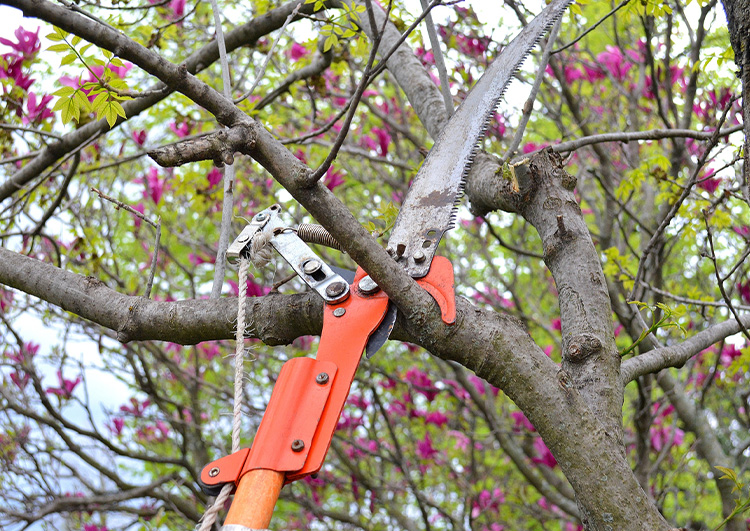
[371,127,391,157]
[733,225,750,240]
[0,27,40,58]
[110,417,125,436]
[324,167,345,190]
[471,488,505,517]
[10,371,30,390]
[697,169,721,194]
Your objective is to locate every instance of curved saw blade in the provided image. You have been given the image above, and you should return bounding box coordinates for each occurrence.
[387,0,571,278]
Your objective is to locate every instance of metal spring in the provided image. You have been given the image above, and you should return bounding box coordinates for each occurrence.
[296,224,344,251]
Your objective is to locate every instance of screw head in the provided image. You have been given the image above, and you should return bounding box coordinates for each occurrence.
[316,372,330,385]
[208,467,220,477]
[359,275,379,294]
[333,307,346,317]
[302,259,322,275]
[237,233,250,243]
[291,439,305,452]
[326,281,347,298]
[255,212,267,221]
[413,251,426,263]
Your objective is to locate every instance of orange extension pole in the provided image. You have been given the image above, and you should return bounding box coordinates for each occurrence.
[223,469,285,529]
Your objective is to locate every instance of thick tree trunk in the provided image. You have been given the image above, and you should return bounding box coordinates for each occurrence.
[720,0,750,202]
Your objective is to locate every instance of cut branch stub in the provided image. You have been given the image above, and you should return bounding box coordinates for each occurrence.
[148,124,256,168]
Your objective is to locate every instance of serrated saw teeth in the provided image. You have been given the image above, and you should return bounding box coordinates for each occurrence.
[386,0,572,279]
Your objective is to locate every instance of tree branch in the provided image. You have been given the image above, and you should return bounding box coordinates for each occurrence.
[621,314,750,383]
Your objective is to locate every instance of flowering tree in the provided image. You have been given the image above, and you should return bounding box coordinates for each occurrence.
[0,0,748,530]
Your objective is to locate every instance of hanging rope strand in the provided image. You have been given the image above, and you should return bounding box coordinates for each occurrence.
[198,258,250,531]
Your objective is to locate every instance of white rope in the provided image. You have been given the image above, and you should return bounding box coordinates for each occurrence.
[249,230,274,268]
[199,258,250,531]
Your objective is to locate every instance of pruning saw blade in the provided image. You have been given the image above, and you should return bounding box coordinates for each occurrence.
[387,0,571,278]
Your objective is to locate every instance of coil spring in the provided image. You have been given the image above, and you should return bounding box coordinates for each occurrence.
[296,224,344,251]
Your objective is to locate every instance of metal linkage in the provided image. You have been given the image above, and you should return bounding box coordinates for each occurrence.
[226,204,349,303]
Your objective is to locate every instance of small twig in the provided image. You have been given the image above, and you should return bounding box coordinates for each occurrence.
[90,188,161,298]
[702,210,750,343]
[235,2,302,104]
[502,15,562,163]
[304,0,391,184]
[0,123,62,140]
[552,0,631,55]
[419,0,453,116]
[272,272,298,291]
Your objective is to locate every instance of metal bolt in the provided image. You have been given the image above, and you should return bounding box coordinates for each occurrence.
[302,259,322,275]
[333,307,346,317]
[291,439,305,452]
[316,372,329,385]
[413,250,426,263]
[208,467,220,477]
[386,246,396,258]
[237,233,250,243]
[359,275,379,294]
[255,212,267,221]
[326,281,347,298]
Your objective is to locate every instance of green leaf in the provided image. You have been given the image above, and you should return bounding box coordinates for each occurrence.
[47,43,71,53]
[60,53,78,66]
[53,86,76,97]
[71,35,82,46]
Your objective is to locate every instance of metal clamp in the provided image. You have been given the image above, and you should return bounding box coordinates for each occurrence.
[226,204,350,304]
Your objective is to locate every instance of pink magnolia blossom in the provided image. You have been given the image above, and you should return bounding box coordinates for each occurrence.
[650,424,684,452]
[471,487,505,517]
[449,430,470,451]
[405,367,439,401]
[188,252,214,265]
[10,371,30,390]
[46,370,82,399]
[467,374,499,397]
[144,167,166,204]
[733,225,750,240]
[324,167,345,190]
[720,344,743,365]
[288,42,309,61]
[737,281,750,304]
[0,26,40,58]
[0,288,13,313]
[7,342,39,364]
[531,437,557,468]
[132,130,147,146]
[207,167,222,187]
[120,397,151,417]
[697,169,722,194]
[371,127,391,157]
[551,317,562,331]
[24,92,53,124]
[423,411,449,427]
[169,121,191,138]
[596,46,632,82]
[169,0,186,19]
[511,411,535,432]
[416,433,439,460]
[109,417,125,436]
[1,55,34,91]
[198,342,221,361]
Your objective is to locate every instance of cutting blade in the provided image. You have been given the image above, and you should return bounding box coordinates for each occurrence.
[387,0,571,278]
